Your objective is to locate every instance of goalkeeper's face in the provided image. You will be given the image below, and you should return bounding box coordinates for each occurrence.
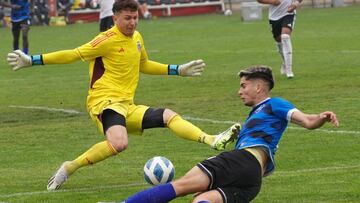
[113,9,138,37]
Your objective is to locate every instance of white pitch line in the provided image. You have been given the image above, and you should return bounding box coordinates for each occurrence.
[183,116,360,135]
[275,164,360,176]
[183,116,235,124]
[9,105,82,115]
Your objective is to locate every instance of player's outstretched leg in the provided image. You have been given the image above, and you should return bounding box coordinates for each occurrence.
[47,161,70,190]
[211,123,241,150]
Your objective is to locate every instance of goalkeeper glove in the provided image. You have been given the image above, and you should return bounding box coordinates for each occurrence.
[7,50,43,71]
[168,59,205,77]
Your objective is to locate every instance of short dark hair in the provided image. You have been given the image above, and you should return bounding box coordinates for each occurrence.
[239,65,274,90]
[112,0,139,14]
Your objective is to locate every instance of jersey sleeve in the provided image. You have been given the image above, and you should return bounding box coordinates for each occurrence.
[76,33,111,61]
[271,98,297,121]
[139,33,148,64]
[42,49,80,64]
[140,60,168,75]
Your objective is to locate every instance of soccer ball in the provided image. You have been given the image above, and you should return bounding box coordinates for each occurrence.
[143,156,175,185]
[224,9,232,16]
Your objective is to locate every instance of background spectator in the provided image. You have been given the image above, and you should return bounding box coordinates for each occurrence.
[98,0,114,31]
[33,0,49,25]
[57,0,74,24]
[137,0,151,19]
[6,0,31,54]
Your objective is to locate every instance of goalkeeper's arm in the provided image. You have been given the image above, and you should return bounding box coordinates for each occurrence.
[7,49,81,71]
[140,59,205,77]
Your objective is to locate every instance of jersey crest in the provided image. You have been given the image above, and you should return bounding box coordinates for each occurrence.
[137,41,141,52]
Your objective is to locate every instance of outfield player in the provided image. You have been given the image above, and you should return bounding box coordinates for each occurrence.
[98,0,114,31]
[257,0,302,78]
[7,0,239,191]
[6,0,31,54]
[122,65,339,203]
[57,0,73,24]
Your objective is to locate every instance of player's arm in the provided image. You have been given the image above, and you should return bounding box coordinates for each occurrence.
[257,0,280,6]
[290,110,339,129]
[7,49,81,71]
[288,0,302,12]
[140,59,205,77]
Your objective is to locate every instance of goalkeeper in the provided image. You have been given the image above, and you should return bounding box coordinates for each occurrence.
[7,0,239,191]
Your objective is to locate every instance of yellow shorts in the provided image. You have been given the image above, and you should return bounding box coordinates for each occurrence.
[88,100,149,135]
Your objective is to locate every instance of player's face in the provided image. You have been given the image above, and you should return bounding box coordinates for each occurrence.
[113,9,138,37]
[238,77,258,107]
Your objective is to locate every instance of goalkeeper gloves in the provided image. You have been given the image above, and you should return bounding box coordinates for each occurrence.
[7,50,43,71]
[168,59,205,77]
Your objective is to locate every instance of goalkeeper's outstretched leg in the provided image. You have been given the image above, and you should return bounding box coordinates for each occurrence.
[163,109,240,150]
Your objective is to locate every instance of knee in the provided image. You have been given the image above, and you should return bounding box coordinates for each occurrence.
[192,190,223,203]
[281,33,291,41]
[192,196,210,203]
[163,109,178,124]
[111,141,128,152]
[106,128,128,152]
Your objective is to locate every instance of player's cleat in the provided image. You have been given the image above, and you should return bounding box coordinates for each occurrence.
[280,63,286,75]
[47,161,70,191]
[212,123,241,150]
[286,68,294,78]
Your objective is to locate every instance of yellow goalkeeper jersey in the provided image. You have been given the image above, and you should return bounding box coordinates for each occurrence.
[77,26,148,108]
[42,26,169,110]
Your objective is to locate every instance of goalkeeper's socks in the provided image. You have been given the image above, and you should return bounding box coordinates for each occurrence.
[125,183,176,203]
[199,133,216,146]
[66,141,117,174]
[168,115,212,145]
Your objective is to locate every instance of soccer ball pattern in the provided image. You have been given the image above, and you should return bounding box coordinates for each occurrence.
[224,9,232,16]
[143,156,175,185]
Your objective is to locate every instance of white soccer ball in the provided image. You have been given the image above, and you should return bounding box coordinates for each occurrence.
[224,9,232,16]
[143,156,175,185]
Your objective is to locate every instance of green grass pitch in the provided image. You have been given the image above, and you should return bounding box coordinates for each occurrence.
[0,5,359,203]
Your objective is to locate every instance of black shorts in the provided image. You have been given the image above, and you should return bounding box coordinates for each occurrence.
[269,14,296,38]
[99,16,114,32]
[12,19,30,32]
[197,149,262,203]
[100,107,165,133]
